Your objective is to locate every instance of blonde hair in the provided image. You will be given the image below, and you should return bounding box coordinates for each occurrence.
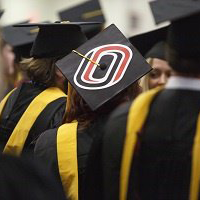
[140,58,153,92]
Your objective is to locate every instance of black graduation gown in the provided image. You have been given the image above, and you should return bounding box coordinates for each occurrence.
[0,155,67,200]
[102,89,200,200]
[0,82,66,153]
[34,117,108,200]
[82,102,131,200]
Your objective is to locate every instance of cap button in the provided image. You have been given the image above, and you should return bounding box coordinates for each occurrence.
[99,63,107,70]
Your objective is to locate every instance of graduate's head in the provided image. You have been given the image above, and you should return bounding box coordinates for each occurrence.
[145,42,172,89]
[63,82,141,130]
[2,21,38,63]
[0,39,15,77]
[141,57,172,91]
[166,13,200,75]
[16,21,100,87]
[56,24,151,129]
[20,57,63,88]
[150,0,200,75]
[129,26,172,90]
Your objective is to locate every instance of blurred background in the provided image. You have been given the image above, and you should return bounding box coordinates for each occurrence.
[0,0,168,37]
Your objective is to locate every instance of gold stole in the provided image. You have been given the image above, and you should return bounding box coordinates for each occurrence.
[0,88,16,116]
[57,121,78,200]
[120,86,200,200]
[3,87,67,155]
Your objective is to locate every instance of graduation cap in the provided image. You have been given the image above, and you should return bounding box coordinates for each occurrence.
[14,21,100,58]
[129,26,168,60]
[149,0,200,58]
[150,0,200,24]
[58,0,105,39]
[145,41,166,60]
[2,21,38,62]
[56,24,151,111]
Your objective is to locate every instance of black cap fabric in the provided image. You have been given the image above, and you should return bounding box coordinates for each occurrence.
[167,12,200,58]
[0,155,66,200]
[56,24,151,111]
[150,0,200,58]
[145,41,166,60]
[2,21,38,61]
[2,21,37,47]
[58,0,105,39]
[150,0,200,24]
[14,22,100,58]
[129,26,168,59]
[13,43,34,62]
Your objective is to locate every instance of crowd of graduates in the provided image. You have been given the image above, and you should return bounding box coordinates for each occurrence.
[0,0,200,199]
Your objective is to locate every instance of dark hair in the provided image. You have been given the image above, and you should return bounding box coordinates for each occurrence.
[20,57,60,87]
[65,82,141,130]
[166,44,200,75]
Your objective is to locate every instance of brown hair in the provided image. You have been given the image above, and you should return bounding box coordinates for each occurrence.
[64,82,141,131]
[20,57,59,87]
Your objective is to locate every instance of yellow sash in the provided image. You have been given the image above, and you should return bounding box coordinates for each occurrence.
[0,88,16,117]
[3,87,67,156]
[120,86,200,200]
[190,113,200,200]
[120,87,164,200]
[57,121,78,200]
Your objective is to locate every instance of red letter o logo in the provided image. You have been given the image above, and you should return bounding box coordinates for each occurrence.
[74,44,133,90]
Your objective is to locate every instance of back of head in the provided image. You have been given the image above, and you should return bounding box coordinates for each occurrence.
[2,22,38,63]
[57,24,150,129]
[0,155,66,200]
[16,22,96,86]
[65,82,141,130]
[166,12,200,74]
[149,0,200,75]
[20,57,58,87]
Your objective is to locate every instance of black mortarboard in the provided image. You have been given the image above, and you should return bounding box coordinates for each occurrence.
[150,0,200,24]
[58,0,105,39]
[150,0,200,58]
[129,26,168,59]
[2,22,35,47]
[14,22,100,58]
[145,41,166,60]
[56,24,151,111]
[2,21,38,61]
